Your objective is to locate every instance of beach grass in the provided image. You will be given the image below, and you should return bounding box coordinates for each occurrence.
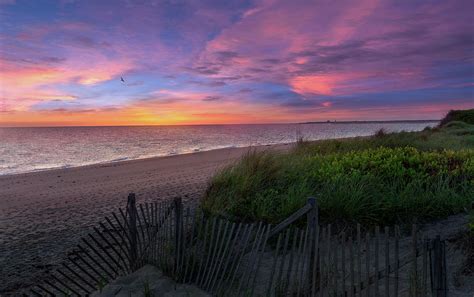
[202,109,474,226]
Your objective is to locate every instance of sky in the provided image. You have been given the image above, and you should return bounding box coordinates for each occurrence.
[0,0,473,126]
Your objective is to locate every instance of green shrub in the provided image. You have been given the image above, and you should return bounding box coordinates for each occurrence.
[203,147,474,226]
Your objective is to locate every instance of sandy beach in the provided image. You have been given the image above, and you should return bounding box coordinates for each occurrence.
[0,144,290,294]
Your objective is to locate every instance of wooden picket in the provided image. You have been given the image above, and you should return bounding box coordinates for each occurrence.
[29,194,448,297]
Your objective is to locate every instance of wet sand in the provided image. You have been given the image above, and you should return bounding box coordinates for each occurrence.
[0,144,290,294]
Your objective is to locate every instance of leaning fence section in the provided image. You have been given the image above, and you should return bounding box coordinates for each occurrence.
[28,195,176,296]
[30,194,448,297]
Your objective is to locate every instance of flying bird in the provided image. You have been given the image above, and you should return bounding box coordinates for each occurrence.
[120,76,125,83]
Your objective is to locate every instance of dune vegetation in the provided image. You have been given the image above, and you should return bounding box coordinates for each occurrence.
[202,109,474,226]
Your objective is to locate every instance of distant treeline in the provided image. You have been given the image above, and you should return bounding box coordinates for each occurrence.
[439,109,474,126]
[301,119,439,124]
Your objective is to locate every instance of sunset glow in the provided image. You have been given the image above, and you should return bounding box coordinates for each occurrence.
[0,0,473,126]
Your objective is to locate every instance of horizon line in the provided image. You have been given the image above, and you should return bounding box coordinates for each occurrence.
[0,119,440,128]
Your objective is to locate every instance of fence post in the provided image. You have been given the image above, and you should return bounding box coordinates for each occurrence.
[431,236,447,297]
[174,197,183,277]
[307,196,319,295]
[127,193,138,270]
[307,197,319,229]
[411,224,418,297]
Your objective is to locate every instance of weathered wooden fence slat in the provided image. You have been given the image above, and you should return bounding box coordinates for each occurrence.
[385,226,390,297]
[332,230,339,297]
[266,232,282,296]
[350,235,355,297]
[422,235,428,297]
[342,230,346,295]
[276,227,291,296]
[328,224,333,296]
[366,231,371,297]
[319,226,326,297]
[298,224,310,296]
[375,225,380,297]
[395,225,400,297]
[311,224,320,297]
[412,223,418,297]
[357,224,362,295]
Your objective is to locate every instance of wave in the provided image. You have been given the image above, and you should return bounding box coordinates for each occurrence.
[109,157,130,162]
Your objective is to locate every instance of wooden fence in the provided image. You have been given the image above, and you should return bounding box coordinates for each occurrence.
[28,194,448,296]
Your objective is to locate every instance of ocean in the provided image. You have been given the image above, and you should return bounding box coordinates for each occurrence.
[0,122,437,175]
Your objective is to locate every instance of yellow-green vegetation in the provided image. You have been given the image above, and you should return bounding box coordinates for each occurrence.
[202,109,474,226]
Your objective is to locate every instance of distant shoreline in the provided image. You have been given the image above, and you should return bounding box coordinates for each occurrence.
[0,120,439,129]
[301,120,439,124]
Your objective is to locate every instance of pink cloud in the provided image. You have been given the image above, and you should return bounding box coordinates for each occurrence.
[0,50,133,111]
[193,0,472,97]
[290,75,336,95]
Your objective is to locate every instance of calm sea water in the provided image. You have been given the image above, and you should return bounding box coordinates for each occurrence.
[0,122,437,175]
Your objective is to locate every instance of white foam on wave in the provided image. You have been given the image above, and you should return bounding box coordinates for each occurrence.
[109,157,130,162]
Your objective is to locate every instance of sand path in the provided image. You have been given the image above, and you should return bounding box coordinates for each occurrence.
[0,144,289,294]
